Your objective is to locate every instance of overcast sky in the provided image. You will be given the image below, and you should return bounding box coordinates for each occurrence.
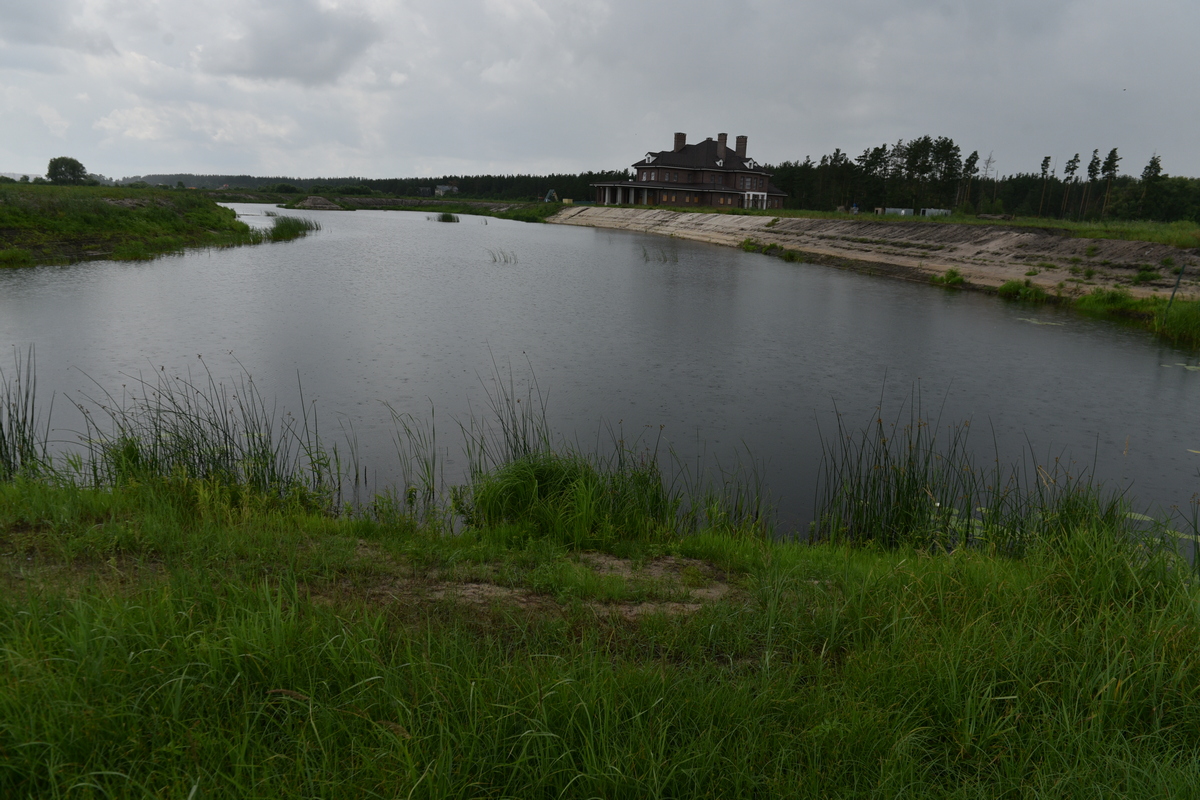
[2,0,1197,181]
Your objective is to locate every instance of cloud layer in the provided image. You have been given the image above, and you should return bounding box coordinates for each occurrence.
[2,0,1197,180]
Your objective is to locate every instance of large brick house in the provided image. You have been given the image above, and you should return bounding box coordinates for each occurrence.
[592,132,786,210]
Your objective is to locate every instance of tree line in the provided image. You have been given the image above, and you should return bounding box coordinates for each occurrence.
[123,171,630,202]
[767,137,1200,223]
[28,148,1200,225]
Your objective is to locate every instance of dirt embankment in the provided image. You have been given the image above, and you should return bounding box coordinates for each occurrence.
[549,207,1200,300]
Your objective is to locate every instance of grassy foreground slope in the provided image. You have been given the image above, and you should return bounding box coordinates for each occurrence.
[3,359,1200,798]
[4,477,1200,798]
[0,185,317,266]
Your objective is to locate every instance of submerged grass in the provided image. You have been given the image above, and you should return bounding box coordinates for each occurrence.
[4,359,1200,796]
[1073,287,1200,350]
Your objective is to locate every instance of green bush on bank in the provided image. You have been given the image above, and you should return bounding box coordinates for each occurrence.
[930,267,965,287]
[997,278,1049,303]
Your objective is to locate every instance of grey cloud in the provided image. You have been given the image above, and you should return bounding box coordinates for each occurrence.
[0,0,116,55]
[2,0,1199,180]
[196,0,381,85]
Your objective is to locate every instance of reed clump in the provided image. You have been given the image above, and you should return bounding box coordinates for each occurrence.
[60,361,340,511]
[0,348,50,481]
[485,248,517,263]
[1073,287,1200,349]
[263,215,321,241]
[812,399,1142,555]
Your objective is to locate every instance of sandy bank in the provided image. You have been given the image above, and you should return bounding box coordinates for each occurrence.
[549,207,1200,300]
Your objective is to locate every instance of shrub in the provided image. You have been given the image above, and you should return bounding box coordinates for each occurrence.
[997,279,1048,303]
[0,248,35,267]
[1132,267,1161,285]
[930,268,965,287]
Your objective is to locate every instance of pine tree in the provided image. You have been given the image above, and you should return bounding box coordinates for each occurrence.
[959,150,980,209]
[1060,153,1080,217]
[1101,148,1121,217]
[1140,153,1163,217]
[1081,149,1101,218]
[1037,156,1052,216]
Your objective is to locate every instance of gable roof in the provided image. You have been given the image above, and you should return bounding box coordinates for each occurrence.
[634,138,765,173]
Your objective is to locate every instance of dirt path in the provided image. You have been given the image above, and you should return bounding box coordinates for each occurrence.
[549,207,1200,301]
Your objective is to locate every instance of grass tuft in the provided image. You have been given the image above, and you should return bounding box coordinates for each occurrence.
[997,278,1049,303]
[930,268,965,287]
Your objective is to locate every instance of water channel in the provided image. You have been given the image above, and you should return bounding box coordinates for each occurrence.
[2,204,1198,529]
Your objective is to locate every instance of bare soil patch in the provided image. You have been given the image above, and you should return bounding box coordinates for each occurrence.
[551,207,1200,300]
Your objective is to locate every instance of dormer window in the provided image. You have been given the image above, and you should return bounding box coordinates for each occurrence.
[716,159,723,167]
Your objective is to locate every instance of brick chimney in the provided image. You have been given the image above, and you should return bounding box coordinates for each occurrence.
[735,135,748,160]
[674,132,686,152]
[717,133,728,160]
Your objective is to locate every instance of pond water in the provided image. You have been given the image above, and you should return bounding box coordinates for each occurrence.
[2,204,1198,529]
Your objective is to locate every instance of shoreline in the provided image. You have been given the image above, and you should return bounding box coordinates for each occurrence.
[547,206,1200,302]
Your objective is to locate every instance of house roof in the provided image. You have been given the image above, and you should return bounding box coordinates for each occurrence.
[633,138,767,173]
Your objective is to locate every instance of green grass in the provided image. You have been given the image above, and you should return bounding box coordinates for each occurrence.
[930,268,965,287]
[1074,287,1200,349]
[0,185,318,265]
[4,359,1200,797]
[4,475,1200,797]
[997,279,1050,303]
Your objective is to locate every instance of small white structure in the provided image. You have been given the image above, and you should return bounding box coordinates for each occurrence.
[434,185,459,197]
[921,208,951,217]
[879,207,913,216]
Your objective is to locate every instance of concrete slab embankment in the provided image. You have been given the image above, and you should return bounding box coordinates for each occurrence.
[548,207,1200,299]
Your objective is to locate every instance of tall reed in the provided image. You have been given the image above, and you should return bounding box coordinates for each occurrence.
[70,361,339,505]
[263,215,320,242]
[0,347,51,480]
[812,397,1129,553]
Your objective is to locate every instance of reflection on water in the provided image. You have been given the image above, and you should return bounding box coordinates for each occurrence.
[1,203,1198,528]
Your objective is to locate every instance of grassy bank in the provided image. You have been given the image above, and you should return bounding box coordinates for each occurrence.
[740,238,1200,350]
[0,185,319,266]
[3,359,1200,796]
[670,204,1200,250]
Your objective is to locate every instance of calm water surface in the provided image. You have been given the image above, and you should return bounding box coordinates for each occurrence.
[2,204,1198,527]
